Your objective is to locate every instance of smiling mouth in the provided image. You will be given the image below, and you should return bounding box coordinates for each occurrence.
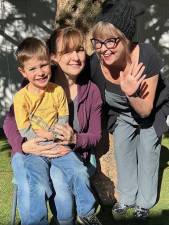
[36,75,49,81]
[69,64,81,66]
[101,50,114,56]
[103,54,112,57]
[99,51,112,58]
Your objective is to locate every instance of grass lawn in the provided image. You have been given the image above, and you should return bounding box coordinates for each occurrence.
[0,129,169,225]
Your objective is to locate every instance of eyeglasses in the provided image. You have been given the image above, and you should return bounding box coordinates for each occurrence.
[90,37,120,50]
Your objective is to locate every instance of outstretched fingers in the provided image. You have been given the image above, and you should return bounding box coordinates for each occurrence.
[135,62,145,76]
[131,62,146,84]
[129,61,135,75]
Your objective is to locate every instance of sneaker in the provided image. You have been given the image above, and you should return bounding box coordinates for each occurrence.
[112,202,133,215]
[134,206,149,219]
[78,214,102,225]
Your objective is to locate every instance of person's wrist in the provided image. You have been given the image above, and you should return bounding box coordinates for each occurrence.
[46,132,54,140]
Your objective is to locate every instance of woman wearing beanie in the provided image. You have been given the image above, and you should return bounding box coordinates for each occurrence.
[89,0,169,220]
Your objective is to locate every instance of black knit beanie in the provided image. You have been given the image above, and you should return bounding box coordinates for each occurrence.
[95,0,136,41]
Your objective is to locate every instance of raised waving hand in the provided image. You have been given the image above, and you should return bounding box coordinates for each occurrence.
[120,62,146,97]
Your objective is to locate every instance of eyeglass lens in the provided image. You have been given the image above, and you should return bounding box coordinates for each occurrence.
[91,38,119,49]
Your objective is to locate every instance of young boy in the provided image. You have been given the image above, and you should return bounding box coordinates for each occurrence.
[13,37,69,143]
[13,36,102,225]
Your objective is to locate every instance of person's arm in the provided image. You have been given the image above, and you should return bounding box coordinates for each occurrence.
[55,85,69,125]
[121,43,163,118]
[22,137,65,157]
[125,74,159,118]
[54,84,103,149]
[120,62,158,117]
[13,92,37,140]
[13,90,55,141]
[3,105,24,155]
[3,79,29,155]
[75,84,102,149]
[52,86,69,140]
[3,103,62,157]
[33,129,54,140]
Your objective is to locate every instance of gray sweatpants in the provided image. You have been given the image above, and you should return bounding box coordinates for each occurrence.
[114,117,161,209]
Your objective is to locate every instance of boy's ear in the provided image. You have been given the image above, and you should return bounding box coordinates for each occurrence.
[18,67,27,78]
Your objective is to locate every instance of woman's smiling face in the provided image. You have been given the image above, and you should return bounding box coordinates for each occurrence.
[51,28,86,79]
[55,38,86,78]
[92,22,130,67]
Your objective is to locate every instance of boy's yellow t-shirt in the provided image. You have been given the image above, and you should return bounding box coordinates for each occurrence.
[13,82,69,139]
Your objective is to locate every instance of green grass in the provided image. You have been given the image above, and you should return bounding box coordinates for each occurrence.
[0,131,14,225]
[0,130,169,225]
[98,135,169,225]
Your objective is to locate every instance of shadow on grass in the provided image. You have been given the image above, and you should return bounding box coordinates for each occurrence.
[0,141,10,152]
[0,128,10,154]
[49,206,169,225]
[0,127,5,137]
[96,206,169,225]
[157,145,169,202]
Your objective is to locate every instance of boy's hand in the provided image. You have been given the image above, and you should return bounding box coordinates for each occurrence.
[22,137,60,158]
[35,129,53,140]
[54,123,76,145]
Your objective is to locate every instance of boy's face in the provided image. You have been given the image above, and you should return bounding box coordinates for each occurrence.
[19,56,51,90]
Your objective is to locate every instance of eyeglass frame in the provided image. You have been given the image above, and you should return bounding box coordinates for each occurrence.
[90,37,120,50]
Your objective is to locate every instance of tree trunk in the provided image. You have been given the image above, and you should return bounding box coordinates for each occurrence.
[92,133,119,205]
[55,0,102,30]
[55,0,118,205]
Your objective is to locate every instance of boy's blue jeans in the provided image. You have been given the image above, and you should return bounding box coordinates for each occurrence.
[12,153,52,225]
[12,152,96,225]
[51,152,95,225]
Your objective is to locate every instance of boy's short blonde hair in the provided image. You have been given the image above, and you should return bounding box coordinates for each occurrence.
[16,37,49,67]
